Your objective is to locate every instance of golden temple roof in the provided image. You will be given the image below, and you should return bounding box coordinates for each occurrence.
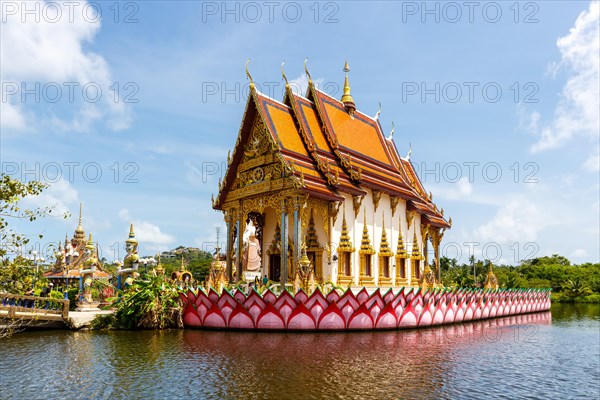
[214,63,450,228]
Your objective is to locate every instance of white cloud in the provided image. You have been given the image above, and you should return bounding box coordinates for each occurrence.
[529,2,599,153]
[571,248,589,258]
[288,74,325,97]
[434,177,473,200]
[583,150,600,172]
[22,178,79,218]
[118,209,131,221]
[474,195,557,244]
[430,177,500,206]
[118,208,175,251]
[0,102,27,131]
[1,0,131,132]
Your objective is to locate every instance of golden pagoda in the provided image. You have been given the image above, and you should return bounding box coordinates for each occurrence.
[484,262,499,290]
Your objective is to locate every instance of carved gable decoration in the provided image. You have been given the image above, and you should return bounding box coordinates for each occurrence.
[220,116,297,205]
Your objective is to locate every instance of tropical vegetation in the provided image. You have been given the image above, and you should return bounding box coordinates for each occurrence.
[439,254,600,303]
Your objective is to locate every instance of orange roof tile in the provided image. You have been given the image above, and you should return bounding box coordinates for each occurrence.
[215,77,450,229]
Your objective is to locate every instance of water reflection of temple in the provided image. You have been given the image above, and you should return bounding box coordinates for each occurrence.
[212,61,451,287]
[181,311,551,398]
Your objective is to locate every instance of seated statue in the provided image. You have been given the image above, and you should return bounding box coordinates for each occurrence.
[242,228,261,272]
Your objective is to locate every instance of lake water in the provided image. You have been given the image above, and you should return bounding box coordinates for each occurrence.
[1,304,598,399]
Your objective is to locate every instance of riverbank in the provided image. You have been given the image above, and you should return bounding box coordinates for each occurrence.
[69,310,114,329]
[551,293,600,303]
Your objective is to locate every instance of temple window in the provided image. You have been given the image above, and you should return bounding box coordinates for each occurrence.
[399,258,406,278]
[343,252,351,276]
[305,211,323,281]
[381,256,390,277]
[365,254,372,276]
[337,211,355,286]
[359,212,375,286]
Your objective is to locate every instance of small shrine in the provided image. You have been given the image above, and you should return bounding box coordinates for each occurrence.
[151,254,165,277]
[484,262,499,290]
[206,228,228,291]
[171,255,193,287]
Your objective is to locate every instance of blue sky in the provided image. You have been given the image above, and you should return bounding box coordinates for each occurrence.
[1,1,598,265]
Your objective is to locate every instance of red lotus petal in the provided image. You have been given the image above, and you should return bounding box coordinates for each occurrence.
[204,304,227,328]
[256,302,285,330]
[318,302,346,330]
[347,303,374,330]
[228,302,255,329]
[375,302,397,329]
[287,302,316,330]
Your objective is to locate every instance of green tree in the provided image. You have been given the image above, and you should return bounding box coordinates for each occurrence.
[0,174,67,292]
[561,278,592,300]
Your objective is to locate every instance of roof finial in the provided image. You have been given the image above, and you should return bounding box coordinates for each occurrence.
[74,202,85,241]
[406,142,412,160]
[281,60,289,87]
[387,121,395,141]
[304,57,312,84]
[374,102,381,120]
[245,58,254,89]
[341,60,356,115]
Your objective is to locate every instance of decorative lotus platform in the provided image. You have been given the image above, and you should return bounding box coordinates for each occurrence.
[180,287,551,331]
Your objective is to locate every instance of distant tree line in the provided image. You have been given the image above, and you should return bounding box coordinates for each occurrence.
[439,254,600,303]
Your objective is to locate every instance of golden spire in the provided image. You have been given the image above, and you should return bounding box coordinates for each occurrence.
[339,204,353,252]
[396,215,407,257]
[126,223,138,245]
[77,203,83,227]
[86,233,94,250]
[341,60,356,115]
[304,57,312,84]
[180,254,185,272]
[281,60,289,87]
[306,210,319,249]
[360,211,373,252]
[155,253,164,275]
[410,230,422,260]
[379,215,392,256]
[245,58,254,89]
[74,203,85,243]
[484,261,499,290]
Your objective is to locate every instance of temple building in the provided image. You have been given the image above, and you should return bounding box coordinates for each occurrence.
[212,61,451,288]
[43,204,110,285]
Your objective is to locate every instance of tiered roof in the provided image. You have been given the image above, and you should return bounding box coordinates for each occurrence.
[214,62,450,229]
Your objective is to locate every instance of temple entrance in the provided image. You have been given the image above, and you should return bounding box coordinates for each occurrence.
[269,254,281,281]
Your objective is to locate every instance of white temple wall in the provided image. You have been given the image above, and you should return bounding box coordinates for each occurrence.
[257,191,428,287]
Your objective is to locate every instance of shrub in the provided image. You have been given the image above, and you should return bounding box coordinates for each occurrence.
[112,276,183,329]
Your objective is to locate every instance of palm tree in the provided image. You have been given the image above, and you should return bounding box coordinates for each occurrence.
[503,273,519,289]
[561,278,591,300]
